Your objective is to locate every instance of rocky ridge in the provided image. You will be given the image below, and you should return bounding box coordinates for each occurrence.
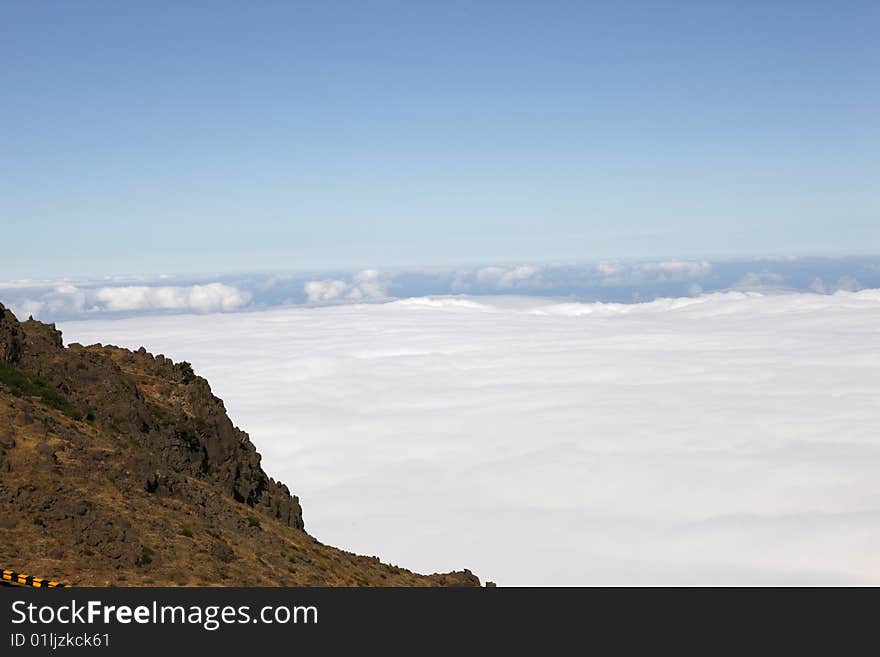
[0,303,479,587]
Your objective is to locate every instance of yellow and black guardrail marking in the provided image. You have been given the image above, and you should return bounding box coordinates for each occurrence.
[1,568,71,588]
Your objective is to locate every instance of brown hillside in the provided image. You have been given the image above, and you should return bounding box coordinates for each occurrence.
[0,303,479,587]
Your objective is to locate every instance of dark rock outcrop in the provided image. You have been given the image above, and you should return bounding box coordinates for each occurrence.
[0,302,303,530]
[0,304,23,364]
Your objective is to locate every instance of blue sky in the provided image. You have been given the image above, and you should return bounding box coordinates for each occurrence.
[2,1,878,279]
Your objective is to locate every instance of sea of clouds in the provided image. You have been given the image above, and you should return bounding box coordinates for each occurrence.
[58,288,880,585]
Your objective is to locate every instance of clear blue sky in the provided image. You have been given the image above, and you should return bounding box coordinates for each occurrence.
[2,1,878,279]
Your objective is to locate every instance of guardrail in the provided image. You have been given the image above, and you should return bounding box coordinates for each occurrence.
[1,568,71,588]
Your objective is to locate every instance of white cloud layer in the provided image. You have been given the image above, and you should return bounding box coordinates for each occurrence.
[60,289,880,584]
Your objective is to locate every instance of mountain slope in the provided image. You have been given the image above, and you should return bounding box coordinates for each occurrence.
[0,303,478,586]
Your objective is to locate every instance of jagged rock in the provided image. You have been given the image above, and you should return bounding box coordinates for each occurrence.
[0,304,23,364]
[427,569,482,587]
[0,303,303,530]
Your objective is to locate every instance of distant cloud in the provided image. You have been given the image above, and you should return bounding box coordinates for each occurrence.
[637,259,712,276]
[835,276,861,292]
[595,261,622,275]
[304,269,391,303]
[5,256,880,322]
[451,264,543,292]
[349,269,390,300]
[808,276,862,295]
[92,284,250,313]
[594,259,713,285]
[732,272,787,289]
[304,279,350,303]
[6,283,250,319]
[475,265,540,289]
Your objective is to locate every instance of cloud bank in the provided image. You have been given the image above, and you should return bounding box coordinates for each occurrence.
[60,288,880,585]
[5,256,880,322]
[6,283,250,319]
[303,269,391,303]
[474,265,541,289]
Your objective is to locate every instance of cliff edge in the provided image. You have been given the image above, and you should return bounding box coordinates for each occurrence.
[0,303,479,587]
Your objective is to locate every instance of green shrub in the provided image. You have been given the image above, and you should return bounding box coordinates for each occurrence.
[0,361,82,420]
[175,427,200,450]
[137,546,154,566]
[177,361,195,383]
[246,515,261,529]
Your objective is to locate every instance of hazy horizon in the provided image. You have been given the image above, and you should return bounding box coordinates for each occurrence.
[2,254,879,323]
